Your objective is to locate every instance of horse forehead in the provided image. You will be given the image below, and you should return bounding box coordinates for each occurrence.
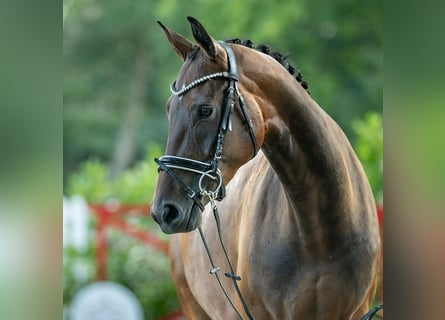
[177,48,228,83]
[177,54,207,82]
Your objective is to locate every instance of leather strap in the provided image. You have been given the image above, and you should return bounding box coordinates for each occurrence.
[154,158,205,211]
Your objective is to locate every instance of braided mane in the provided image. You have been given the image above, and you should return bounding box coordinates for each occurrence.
[224,38,309,92]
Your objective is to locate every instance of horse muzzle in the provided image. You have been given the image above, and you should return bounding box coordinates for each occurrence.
[151,200,202,234]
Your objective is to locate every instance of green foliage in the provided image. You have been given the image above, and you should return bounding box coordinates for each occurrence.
[67,144,162,203]
[63,228,180,319]
[64,143,179,319]
[65,159,111,203]
[352,112,383,203]
[63,241,96,307]
[106,231,179,319]
[64,0,382,180]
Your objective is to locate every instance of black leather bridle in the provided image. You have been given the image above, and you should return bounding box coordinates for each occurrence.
[155,41,258,209]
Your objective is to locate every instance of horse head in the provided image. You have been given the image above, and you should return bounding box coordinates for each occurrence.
[151,17,263,234]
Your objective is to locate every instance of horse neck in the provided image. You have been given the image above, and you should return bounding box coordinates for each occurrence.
[261,81,348,203]
[239,51,373,244]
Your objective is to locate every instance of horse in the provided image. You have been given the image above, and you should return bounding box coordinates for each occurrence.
[151,16,381,320]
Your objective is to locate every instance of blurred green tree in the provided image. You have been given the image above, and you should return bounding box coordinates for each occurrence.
[352,112,383,203]
[64,145,179,319]
[64,0,382,184]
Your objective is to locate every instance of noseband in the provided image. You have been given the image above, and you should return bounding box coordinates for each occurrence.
[155,42,258,209]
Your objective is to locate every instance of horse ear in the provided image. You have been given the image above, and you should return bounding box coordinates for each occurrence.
[187,16,217,59]
[157,21,195,61]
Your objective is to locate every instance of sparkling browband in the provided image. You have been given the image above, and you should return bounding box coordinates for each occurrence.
[170,71,238,97]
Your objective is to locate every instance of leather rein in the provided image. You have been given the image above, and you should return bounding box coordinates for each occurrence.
[155,42,257,319]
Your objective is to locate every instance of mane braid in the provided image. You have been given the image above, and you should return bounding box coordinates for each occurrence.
[225,38,309,92]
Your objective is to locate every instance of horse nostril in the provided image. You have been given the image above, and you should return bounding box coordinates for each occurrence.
[162,204,181,225]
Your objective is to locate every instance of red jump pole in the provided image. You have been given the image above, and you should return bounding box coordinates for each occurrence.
[94,206,109,281]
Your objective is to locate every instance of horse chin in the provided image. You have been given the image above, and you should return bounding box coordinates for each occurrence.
[183,202,203,232]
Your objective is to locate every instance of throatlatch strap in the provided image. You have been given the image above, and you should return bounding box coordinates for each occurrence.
[221,42,258,158]
[236,83,258,157]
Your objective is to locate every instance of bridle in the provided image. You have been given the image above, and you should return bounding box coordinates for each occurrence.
[155,41,258,211]
[154,42,258,320]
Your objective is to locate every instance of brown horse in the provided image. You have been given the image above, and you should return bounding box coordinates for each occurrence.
[151,17,381,320]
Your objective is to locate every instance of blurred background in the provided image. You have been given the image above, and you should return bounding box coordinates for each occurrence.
[63,0,382,319]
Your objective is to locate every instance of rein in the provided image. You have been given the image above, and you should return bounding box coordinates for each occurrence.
[155,42,257,319]
[198,193,255,320]
[359,304,383,320]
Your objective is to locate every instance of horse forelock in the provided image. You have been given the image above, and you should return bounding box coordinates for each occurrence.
[188,46,200,62]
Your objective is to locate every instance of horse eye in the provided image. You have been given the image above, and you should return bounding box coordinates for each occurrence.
[199,106,213,118]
